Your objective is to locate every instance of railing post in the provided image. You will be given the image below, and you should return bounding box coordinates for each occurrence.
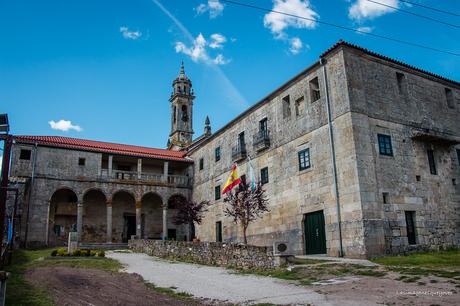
[108,155,113,177]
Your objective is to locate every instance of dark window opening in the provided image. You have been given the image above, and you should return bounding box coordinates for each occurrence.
[239,174,246,191]
[396,72,406,95]
[382,192,389,204]
[173,106,177,123]
[457,149,460,166]
[199,158,204,170]
[216,221,222,242]
[405,211,417,245]
[427,149,437,175]
[453,179,457,186]
[238,132,246,151]
[295,96,305,116]
[215,185,221,201]
[416,175,421,182]
[282,95,291,119]
[259,117,268,134]
[261,167,269,185]
[78,158,86,166]
[181,105,188,121]
[19,149,31,160]
[378,134,393,156]
[298,148,311,171]
[309,77,320,102]
[445,88,454,109]
[215,147,221,162]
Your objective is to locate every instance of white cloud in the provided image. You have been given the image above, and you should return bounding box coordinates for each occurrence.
[349,0,399,20]
[196,0,224,19]
[289,37,303,54]
[119,26,142,40]
[175,33,230,65]
[48,120,82,132]
[264,0,319,39]
[209,33,227,49]
[356,26,374,34]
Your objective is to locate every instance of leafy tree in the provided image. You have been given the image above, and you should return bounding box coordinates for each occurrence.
[223,182,269,244]
[171,197,210,241]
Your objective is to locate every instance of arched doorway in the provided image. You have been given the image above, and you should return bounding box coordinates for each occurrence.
[82,189,107,243]
[48,188,78,246]
[168,194,187,241]
[112,191,136,243]
[141,193,163,239]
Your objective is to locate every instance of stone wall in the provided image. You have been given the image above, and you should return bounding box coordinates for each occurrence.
[129,239,276,270]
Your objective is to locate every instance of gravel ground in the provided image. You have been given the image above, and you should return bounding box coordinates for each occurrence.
[107,251,370,306]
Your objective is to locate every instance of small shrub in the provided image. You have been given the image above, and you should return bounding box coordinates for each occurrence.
[51,249,58,257]
[97,250,105,257]
[73,249,81,257]
[90,250,97,257]
[82,249,91,257]
[57,248,68,256]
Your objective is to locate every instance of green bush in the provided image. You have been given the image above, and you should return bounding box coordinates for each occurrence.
[83,249,91,257]
[50,249,58,257]
[72,249,81,256]
[90,250,97,257]
[57,248,68,256]
[97,250,105,257]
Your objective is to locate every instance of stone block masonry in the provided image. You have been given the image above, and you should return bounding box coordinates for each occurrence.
[128,239,277,270]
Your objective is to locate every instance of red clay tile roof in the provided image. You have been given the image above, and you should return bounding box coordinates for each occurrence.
[321,40,460,87]
[14,135,192,163]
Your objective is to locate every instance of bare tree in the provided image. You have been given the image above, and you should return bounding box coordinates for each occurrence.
[223,182,269,244]
[171,197,210,241]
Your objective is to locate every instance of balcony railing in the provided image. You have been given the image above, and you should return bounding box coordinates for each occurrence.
[253,129,270,151]
[231,143,247,162]
[100,169,191,187]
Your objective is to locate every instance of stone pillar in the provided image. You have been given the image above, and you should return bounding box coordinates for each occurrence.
[162,207,168,240]
[136,201,142,238]
[106,200,112,243]
[77,202,83,243]
[163,161,169,182]
[137,158,142,179]
[108,155,113,177]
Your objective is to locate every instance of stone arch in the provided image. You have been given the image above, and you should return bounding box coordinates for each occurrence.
[48,188,78,246]
[166,194,188,241]
[141,192,163,239]
[112,190,136,243]
[82,189,107,243]
[82,187,107,200]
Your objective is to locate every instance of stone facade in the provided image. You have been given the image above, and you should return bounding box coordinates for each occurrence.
[129,239,276,270]
[188,42,460,258]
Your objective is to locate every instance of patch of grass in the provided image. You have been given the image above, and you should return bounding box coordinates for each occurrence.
[34,257,122,272]
[387,266,460,280]
[354,270,387,277]
[372,250,460,269]
[144,282,194,300]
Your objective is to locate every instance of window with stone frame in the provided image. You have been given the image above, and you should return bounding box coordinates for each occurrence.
[282,95,291,119]
[309,77,320,102]
[298,148,311,171]
[260,167,269,184]
[199,158,204,171]
[396,72,407,95]
[215,185,221,200]
[405,211,417,245]
[215,146,221,162]
[295,96,305,117]
[445,88,455,109]
[19,149,31,160]
[457,149,460,166]
[377,134,393,156]
[78,158,86,166]
[427,149,437,175]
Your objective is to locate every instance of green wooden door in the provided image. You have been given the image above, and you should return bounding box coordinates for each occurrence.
[304,210,327,254]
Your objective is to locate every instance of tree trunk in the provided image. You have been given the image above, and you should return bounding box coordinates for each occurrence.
[243,225,248,244]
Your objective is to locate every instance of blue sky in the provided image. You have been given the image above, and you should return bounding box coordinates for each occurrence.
[1,0,459,150]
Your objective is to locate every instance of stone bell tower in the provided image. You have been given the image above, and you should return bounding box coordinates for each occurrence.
[168,62,195,150]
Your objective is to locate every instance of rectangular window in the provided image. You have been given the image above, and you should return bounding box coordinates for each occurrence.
[215,147,221,162]
[445,88,454,109]
[239,174,247,191]
[427,149,437,175]
[295,96,305,117]
[405,211,417,245]
[377,134,393,156]
[396,72,406,95]
[78,158,86,166]
[199,158,204,170]
[309,77,320,102]
[282,95,291,119]
[457,149,460,166]
[19,149,31,160]
[260,167,269,184]
[215,185,221,200]
[216,221,222,242]
[298,148,311,171]
[382,192,389,204]
[259,117,268,134]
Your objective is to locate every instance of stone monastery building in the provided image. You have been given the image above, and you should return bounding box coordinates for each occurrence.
[8,41,460,258]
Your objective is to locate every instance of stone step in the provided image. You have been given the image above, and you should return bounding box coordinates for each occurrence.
[79,243,128,250]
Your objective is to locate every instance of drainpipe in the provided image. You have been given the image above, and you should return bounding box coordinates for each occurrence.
[24,143,38,247]
[320,58,344,257]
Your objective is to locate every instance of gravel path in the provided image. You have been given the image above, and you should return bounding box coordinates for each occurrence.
[107,251,370,305]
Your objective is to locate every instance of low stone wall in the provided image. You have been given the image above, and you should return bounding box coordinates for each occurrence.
[128,239,276,270]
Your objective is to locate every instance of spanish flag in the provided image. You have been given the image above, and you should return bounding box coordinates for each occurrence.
[222,164,241,194]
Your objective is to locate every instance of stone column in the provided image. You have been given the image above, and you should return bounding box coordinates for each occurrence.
[136,201,142,238]
[106,200,112,243]
[162,206,168,240]
[163,161,169,182]
[108,155,113,177]
[137,158,142,179]
[77,202,83,243]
